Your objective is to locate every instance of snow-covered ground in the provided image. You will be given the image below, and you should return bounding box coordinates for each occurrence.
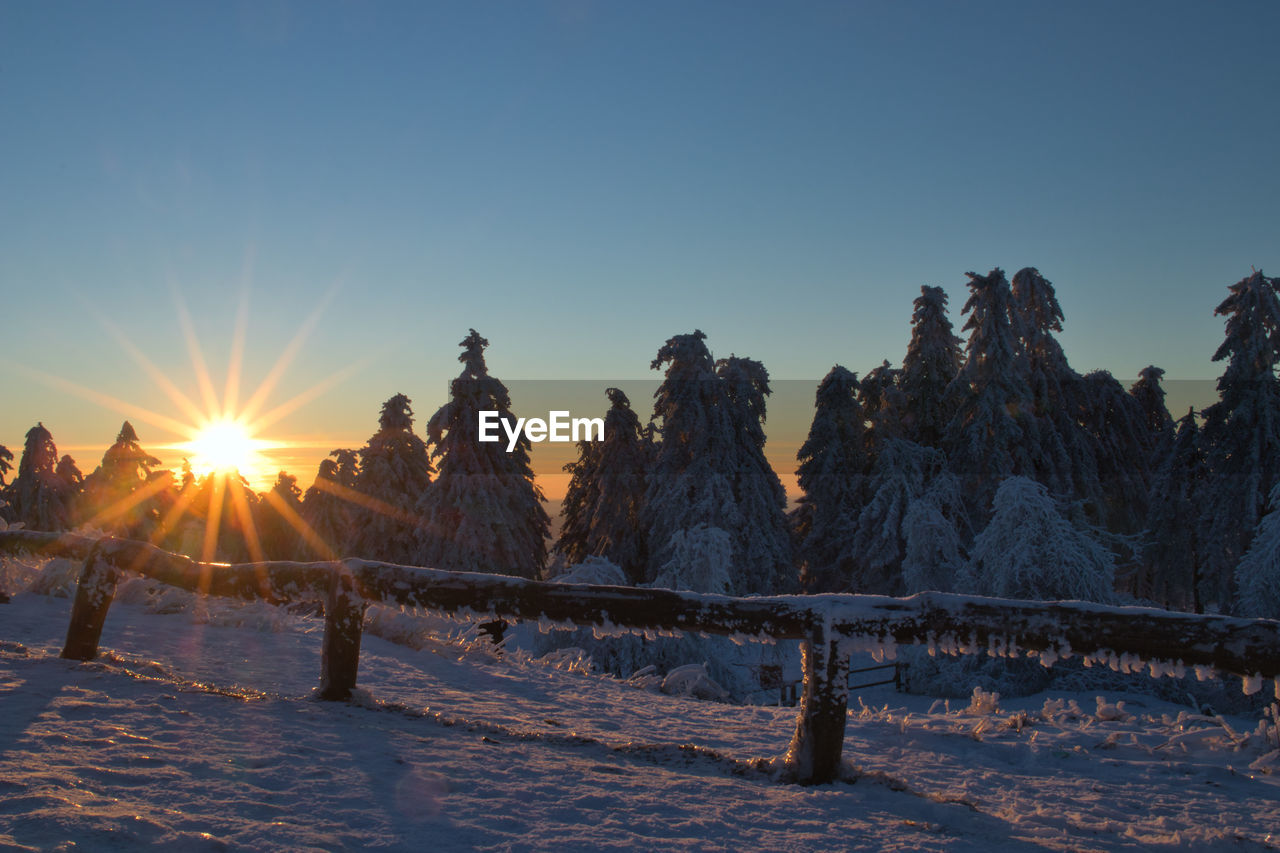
[2,561,1279,851]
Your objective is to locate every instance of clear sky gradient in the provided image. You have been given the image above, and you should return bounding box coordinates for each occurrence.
[2,1,1276,493]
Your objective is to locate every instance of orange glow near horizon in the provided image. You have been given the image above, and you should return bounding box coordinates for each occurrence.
[10,277,378,564]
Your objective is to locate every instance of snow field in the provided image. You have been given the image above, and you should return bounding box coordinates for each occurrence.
[1,558,1279,850]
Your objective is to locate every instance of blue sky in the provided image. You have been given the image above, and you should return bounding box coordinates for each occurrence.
[1,1,1276,489]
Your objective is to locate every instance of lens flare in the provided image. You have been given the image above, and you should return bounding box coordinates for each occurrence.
[183,419,270,480]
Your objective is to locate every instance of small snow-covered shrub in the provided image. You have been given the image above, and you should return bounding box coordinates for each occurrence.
[1236,484,1280,619]
[966,685,1000,715]
[364,604,438,650]
[650,524,733,595]
[196,599,299,633]
[552,556,628,586]
[660,662,728,702]
[1094,696,1128,721]
[900,646,1053,699]
[1257,704,1280,751]
[964,476,1115,603]
[0,555,44,596]
[26,558,82,598]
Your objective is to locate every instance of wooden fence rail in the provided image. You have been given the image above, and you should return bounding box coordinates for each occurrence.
[2,529,1279,785]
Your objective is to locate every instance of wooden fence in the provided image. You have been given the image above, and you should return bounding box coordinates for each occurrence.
[2,529,1279,785]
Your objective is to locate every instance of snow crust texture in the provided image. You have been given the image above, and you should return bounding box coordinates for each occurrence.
[3,589,1280,851]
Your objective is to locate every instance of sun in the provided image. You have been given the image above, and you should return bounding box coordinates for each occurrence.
[182,418,270,481]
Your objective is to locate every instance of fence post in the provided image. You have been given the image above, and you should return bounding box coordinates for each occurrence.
[61,541,120,661]
[783,621,851,784]
[317,561,366,700]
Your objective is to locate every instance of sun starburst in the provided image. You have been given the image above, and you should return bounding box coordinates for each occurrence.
[179,418,274,482]
[12,275,374,566]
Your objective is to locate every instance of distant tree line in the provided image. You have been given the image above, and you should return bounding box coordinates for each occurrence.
[2,269,1278,619]
[555,266,1280,619]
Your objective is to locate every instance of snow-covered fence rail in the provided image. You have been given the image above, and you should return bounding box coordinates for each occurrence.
[3,529,1280,785]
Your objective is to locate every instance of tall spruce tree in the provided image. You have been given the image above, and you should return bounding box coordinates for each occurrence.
[0,445,12,487]
[301,450,360,559]
[900,285,962,448]
[1010,266,1090,504]
[1198,269,1280,612]
[1140,408,1206,611]
[0,445,12,526]
[643,331,738,590]
[556,387,650,583]
[350,394,434,564]
[5,423,75,531]
[79,421,164,538]
[715,354,795,594]
[257,471,305,561]
[1131,365,1175,440]
[415,330,548,577]
[644,332,793,594]
[793,366,865,592]
[1077,369,1157,543]
[56,456,83,491]
[945,269,1040,527]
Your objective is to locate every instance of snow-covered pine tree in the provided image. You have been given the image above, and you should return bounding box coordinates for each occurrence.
[1077,369,1157,545]
[643,332,793,594]
[415,330,548,577]
[1009,266,1093,508]
[850,437,947,595]
[256,472,305,560]
[56,455,83,490]
[1139,408,1205,610]
[555,387,650,583]
[900,285,962,448]
[349,394,434,565]
[650,523,734,595]
[643,330,739,591]
[1131,365,1175,440]
[1197,270,1280,612]
[945,269,1040,528]
[301,450,359,558]
[78,421,164,538]
[556,442,600,574]
[1130,366,1176,523]
[189,469,259,563]
[901,471,967,594]
[1235,483,1280,620]
[715,354,795,594]
[859,360,904,450]
[0,445,13,526]
[964,475,1115,603]
[5,423,76,532]
[793,365,865,592]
